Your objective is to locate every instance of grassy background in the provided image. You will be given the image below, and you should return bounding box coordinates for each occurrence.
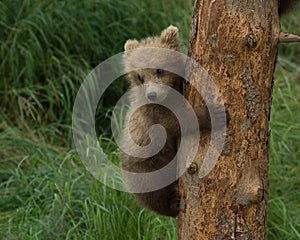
[0,0,299,239]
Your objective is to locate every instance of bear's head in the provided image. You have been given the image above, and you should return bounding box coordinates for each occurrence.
[123,25,184,103]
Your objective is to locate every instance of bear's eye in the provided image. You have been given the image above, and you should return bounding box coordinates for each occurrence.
[137,74,144,84]
[156,69,164,76]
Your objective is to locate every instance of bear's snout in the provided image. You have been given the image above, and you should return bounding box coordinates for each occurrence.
[145,83,168,103]
[147,92,157,101]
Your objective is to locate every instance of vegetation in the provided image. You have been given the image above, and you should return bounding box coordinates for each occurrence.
[0,0,299,239]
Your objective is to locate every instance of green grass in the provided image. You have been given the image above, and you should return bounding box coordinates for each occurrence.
[0,0,299,239]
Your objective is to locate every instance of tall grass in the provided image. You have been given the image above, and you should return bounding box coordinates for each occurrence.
[0,0,193,239]
[0,0,299,239]
[266,12,300,240]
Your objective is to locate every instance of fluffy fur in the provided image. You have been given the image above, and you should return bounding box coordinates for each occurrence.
[120,26,215,217]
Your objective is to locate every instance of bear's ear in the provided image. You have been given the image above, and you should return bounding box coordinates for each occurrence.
[124,39,139,51]
[160,25,179,48]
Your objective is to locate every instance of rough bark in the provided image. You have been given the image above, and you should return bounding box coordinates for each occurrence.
[178,1,280,239]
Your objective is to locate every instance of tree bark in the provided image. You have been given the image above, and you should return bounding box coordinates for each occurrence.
[178,1,280,239]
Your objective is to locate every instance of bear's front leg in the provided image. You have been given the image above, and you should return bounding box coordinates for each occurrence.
[193,104,229,130]
[134,184,179,217]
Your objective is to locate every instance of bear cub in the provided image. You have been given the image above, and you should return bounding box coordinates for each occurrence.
[120,26,223,217]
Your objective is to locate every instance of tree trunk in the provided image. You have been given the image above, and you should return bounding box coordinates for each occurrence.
[178,1,280,239]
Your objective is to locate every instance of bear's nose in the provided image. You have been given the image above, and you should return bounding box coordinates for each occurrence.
[147,92,157,101]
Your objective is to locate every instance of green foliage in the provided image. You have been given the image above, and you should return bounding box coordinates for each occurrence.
[267,65,300,240]
[266,9,300,240]
[0,0,299,239]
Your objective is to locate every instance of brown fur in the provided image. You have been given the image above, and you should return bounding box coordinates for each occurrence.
[120,26,218,217]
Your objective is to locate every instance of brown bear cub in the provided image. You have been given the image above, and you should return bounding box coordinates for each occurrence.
[120,26,218,217]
